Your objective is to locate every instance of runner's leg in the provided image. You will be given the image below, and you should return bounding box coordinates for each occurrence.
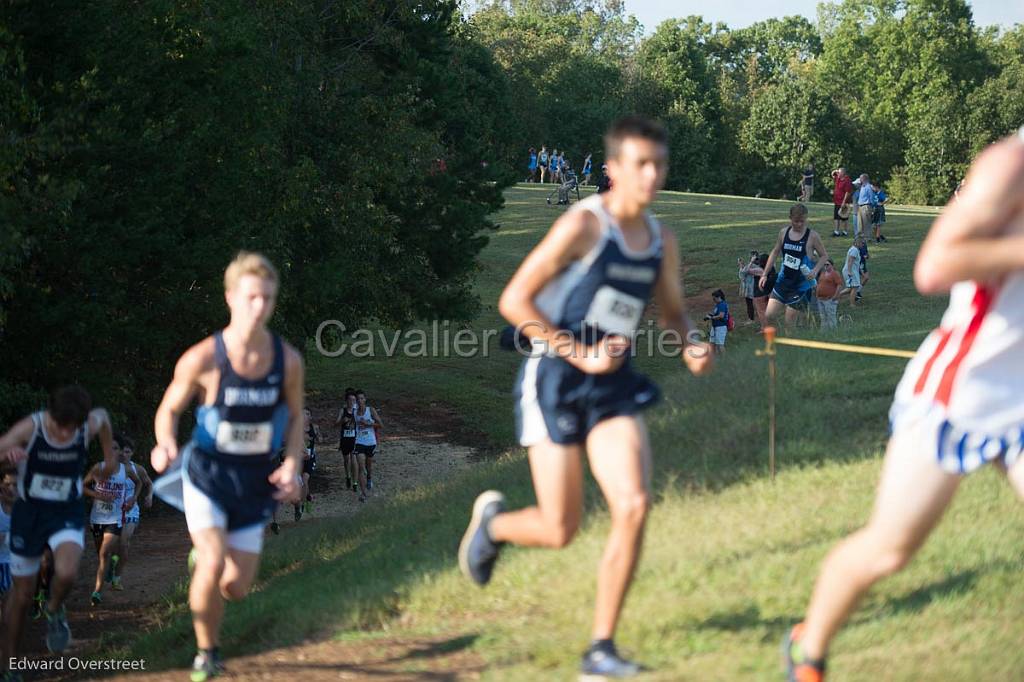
[585,415,651,640]
[799,426,961,660]
[487,441,584,548]
[189,527,229,650]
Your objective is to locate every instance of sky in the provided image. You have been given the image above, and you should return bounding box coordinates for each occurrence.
[627,0,1024,33]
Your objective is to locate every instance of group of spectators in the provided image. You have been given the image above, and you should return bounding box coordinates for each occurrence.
[798,164,890,244]
[526,147,593,186]
[708,197,883,349]
[828,167,889,243]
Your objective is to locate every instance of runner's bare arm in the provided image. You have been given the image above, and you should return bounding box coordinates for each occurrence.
[652,228,712,375]
[269,345,305,503]
[498,208,600,347]
[152,342,205,472]
[369,408,383,429]
[0,416,34,464]
[124,465,141,509]
[759,228,785,289]
[916,135,1024,293]
[137,466,154,507]
[87,408,119,479]
[809,233,828,278]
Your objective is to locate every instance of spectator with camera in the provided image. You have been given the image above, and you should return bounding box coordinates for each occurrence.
[831,168,853,236]
[738,251,762,326]
[705,289,730,353]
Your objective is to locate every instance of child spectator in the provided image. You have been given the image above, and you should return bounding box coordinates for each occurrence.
[582,153,593,185]
[841,237,865,306]
[737,251,762,325]
[706,289,729,353]
[750,253,776,329]
[857,236,870,301]
[815,259,844,328]
[871,181,888,242]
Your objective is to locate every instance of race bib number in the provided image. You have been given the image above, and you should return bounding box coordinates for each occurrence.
[29,474,74,502]
[584,286,644,336]
[96,499,115,515]
[215,421,273,455]
[782,253,802,270]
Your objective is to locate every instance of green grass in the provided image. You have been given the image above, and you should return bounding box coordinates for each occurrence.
[117,186,1024,680]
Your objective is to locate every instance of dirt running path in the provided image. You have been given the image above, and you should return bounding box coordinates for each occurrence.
[16,401,479,681]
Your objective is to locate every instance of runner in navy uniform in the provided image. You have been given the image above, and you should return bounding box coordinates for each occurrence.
[0,385,120,669]
[150,252,304,681]
[295,407,319,520]
[761,204,828,328]
[459,116,713,679]
[335,389,357,490]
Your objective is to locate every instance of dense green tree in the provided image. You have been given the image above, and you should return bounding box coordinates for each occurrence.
[0,0,514,428]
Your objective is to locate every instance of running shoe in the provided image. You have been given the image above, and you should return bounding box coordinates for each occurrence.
[841,231,848,236]
[782,623,826,682]
[458,490,506,586]
[111,575,123,591]
[352,482,359,494]
[104,554,119,583]
[270,522,280,535]
[294,505,302,522]
[190,651,225,682]
[90,591,102,606]
[358,494,366,503]
[31,590,46,620]
[579,640,642,679]
[44,605,72,653]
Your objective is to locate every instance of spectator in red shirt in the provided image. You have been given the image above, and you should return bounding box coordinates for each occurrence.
[831,168,853,237]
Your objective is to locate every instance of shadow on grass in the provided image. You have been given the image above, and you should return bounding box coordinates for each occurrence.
[697,606,800,643]
[878,570,979,617]
[252,634,482,680]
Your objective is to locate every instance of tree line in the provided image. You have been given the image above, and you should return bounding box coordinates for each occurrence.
[471,0,1023,203]
[2,0,1021,429]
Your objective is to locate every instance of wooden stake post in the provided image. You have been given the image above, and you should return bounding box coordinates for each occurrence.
[756,326,778,481]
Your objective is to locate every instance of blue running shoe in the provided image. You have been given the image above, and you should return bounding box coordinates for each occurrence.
[44,605,71,653]
[580,640,641,680]
[458,491,506,586]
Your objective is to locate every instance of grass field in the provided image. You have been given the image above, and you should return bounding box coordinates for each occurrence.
[118,186,1024,680]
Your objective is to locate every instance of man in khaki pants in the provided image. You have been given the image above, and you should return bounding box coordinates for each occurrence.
[855,173,875,238]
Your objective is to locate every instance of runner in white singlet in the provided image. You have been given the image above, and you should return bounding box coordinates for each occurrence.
[784,128,1024,682]
[113,436,152,591]
[84,447,139,606]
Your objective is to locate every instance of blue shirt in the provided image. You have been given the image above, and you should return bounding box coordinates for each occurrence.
[528,153,537,170]
[712,301,728,327]
[858,183,876,205]
[875,189,887,206]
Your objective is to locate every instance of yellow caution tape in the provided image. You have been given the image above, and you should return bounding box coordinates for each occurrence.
[772,336,916,359]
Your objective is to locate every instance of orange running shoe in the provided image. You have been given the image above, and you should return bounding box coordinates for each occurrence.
[782,623,826,682]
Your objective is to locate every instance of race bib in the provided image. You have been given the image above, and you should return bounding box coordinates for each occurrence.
[584,286,644,336]
[782,253,802,270]
[215,420,273,455]
[29,474,74,502]
[96,499,116,515]
[343,429,356,438]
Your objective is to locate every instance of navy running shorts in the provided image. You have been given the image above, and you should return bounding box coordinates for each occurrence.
[514,355,660,447]
[9,499,85,559]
